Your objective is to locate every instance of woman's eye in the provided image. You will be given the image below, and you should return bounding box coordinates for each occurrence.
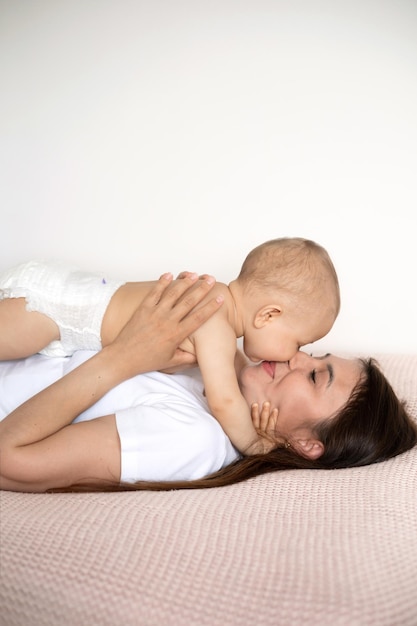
[310,369,317,383]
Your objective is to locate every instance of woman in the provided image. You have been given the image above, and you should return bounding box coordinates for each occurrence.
[0,273,416,493]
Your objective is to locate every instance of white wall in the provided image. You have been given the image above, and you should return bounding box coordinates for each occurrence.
[1,0,416,354]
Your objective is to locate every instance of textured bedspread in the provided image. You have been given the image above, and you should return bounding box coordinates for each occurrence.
[1,354,417,626]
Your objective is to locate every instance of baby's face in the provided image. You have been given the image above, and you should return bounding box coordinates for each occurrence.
[243,306,336,363]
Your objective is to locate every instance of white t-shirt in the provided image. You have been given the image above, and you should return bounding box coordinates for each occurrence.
[0,351,239,483]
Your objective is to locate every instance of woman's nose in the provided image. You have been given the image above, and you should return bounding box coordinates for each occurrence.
[288,350,311,368]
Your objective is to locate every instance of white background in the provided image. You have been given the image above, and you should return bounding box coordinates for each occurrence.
[1,0,416,354]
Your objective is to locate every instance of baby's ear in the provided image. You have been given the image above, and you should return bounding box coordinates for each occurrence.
[293,438,324,460]
[254,305,282,329]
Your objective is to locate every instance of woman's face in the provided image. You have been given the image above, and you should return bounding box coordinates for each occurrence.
[238,351,363,440]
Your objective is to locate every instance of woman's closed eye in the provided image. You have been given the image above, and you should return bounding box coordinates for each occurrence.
[310,362,334,388]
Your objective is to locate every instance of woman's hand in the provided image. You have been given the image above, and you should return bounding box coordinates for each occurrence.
[105,272,224,379]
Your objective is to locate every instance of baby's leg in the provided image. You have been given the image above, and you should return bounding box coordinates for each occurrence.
[0,298,59,360]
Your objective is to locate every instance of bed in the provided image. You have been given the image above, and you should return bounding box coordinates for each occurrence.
[1,353,416,626]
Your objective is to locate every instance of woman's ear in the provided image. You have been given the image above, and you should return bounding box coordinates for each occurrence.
[293,438,324,460]
[254,305,282,329]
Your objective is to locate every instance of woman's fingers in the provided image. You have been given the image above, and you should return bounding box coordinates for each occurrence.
[177,292,224,339]
[108,271,223,375]
[148,272,224,328]
[163,273,217,318]
[176,271,212,282]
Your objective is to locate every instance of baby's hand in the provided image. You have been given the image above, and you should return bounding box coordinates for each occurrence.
[251,401,278,435]
[248,402,280,454]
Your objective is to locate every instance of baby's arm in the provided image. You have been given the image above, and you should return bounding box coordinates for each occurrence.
[193,316,273,455]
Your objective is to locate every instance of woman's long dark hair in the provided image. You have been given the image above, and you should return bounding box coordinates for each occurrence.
[54,359,417,493]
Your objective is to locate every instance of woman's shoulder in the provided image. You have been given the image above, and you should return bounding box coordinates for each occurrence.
[114,372,239,483]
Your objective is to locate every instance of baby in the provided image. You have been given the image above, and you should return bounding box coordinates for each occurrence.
[0,237,340,455]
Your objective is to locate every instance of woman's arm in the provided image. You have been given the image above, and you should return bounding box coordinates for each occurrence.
[0,272,223,492]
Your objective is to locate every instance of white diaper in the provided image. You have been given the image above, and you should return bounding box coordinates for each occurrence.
[0,260,125,356]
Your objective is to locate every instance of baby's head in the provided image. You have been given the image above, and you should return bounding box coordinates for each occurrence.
[236,237,340,362]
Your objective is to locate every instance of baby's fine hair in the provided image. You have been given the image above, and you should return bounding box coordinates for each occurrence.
[237,237,340,314]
